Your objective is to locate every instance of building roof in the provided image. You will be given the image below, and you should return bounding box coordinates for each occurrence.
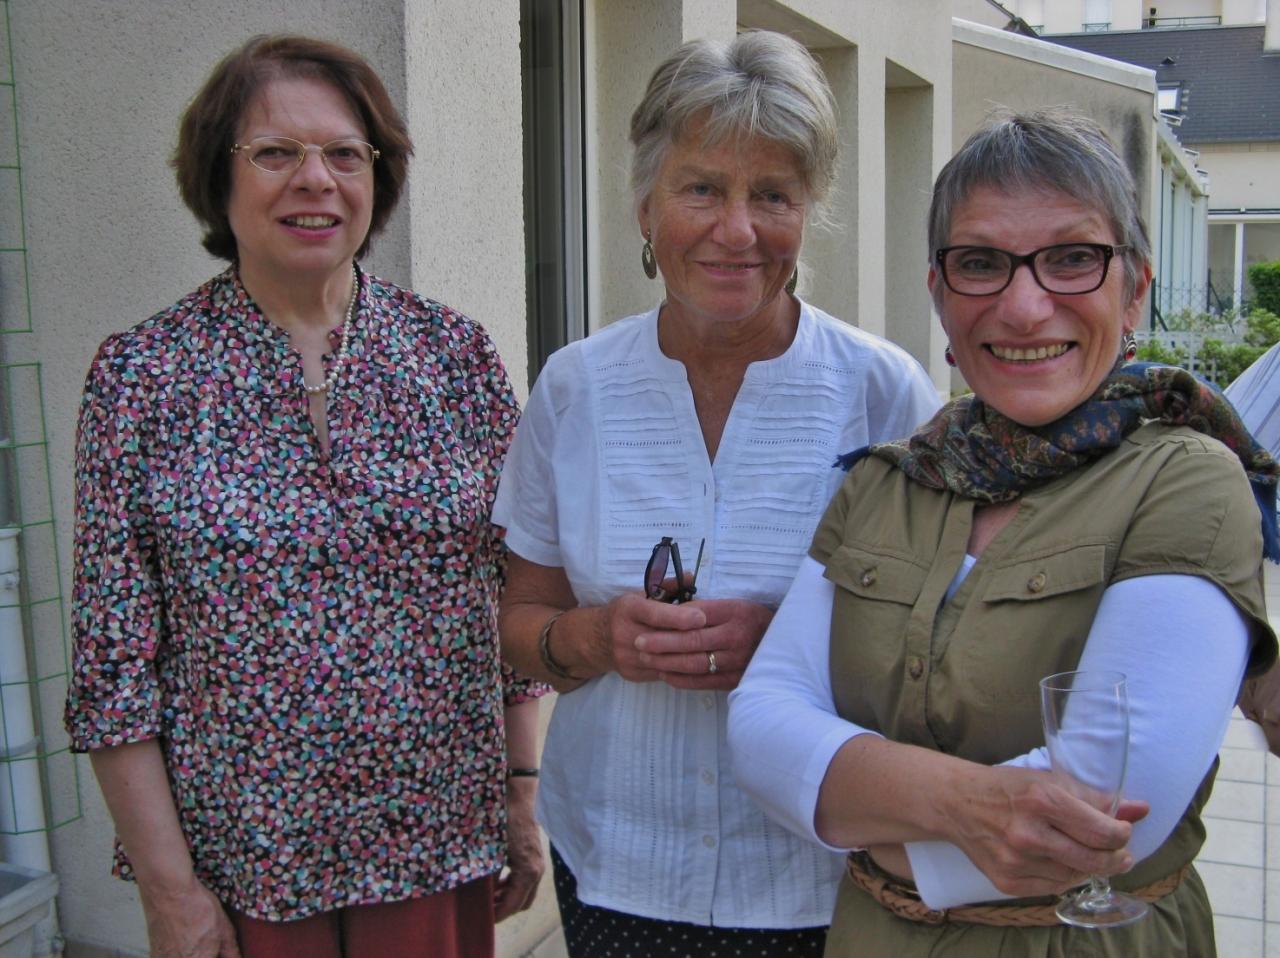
[1045,25,1280,144]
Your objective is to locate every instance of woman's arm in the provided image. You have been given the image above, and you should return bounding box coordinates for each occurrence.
[494,699,544,921]
[90,741,239,958]
[499,554,739,692]
[729,557,1140,900]
[904,573,1251,907]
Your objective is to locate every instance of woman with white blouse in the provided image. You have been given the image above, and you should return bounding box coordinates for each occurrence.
[493,30,938,957]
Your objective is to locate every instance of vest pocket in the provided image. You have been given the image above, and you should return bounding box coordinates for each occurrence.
[983,542,1109,602]
[823,543,930,605]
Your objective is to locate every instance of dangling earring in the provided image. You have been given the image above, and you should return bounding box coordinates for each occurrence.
[641,234,657,280]
[1121,331,1138,361]
[944,344,957,367]
[785,269,798,295]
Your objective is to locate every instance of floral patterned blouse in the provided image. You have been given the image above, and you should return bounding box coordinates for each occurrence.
[65,266,546,921]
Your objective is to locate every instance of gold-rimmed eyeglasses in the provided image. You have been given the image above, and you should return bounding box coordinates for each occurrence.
[230,136,380,176]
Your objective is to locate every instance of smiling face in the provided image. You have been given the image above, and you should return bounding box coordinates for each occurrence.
[227,76,374,289]
[930,186,1152,427]
[638,119,806,335]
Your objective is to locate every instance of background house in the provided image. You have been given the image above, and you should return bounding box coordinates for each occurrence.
[1004,0,1280,315]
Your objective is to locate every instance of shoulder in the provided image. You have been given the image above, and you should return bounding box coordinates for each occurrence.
[572,310,656,369]
[799,303,922,368]
[365,273,497,355]
[811,455,928,562]
[796,303,933,390]
[530,310,656,412]
[1096,420,1261,573]
[86,274,227,397]
[1116,421,1253,494]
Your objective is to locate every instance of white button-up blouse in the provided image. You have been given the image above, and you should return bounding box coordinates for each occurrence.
[493,301,940,927]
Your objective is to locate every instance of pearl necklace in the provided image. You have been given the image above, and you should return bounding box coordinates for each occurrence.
[303,264,360,396]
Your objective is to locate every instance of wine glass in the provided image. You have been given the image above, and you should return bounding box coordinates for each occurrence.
[1039,669,1149,928]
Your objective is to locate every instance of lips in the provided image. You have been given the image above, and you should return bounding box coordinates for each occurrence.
[988,343,1072,362]
[282,214,340,229]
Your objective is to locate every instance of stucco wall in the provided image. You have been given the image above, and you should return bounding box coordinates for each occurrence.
[1194,142,1280,211]
[952,22,1156,224]
[5,0,541,953]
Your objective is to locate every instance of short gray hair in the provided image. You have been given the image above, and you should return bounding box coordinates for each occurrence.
[928,107,1151,302]
[629,30,838,216]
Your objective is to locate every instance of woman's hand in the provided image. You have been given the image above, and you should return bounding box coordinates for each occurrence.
[494,776,544,921]
[632,597,774,691]
[501,555,770,690]
[89,742,240,957]
[597,592,708,683]
[139,877,240,958]
[942,765,1148,898]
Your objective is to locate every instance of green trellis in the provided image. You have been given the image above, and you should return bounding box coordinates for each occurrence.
[0,0,82,848]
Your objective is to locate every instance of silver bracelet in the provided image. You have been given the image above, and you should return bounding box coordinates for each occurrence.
[536,609,578,680]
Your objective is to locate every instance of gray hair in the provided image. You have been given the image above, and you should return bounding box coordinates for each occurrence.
[629,30,838,217]
[928,107,1151,302]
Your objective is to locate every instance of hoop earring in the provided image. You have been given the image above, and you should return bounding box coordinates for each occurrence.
[944,344,957,367]
[641,237,657,280]
[785,269,798,295]
[1122,331,1138,361]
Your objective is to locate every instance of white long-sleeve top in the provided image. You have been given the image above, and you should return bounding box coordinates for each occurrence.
[727,556,1250,909]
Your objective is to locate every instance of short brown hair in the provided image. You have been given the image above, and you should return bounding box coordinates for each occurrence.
[172,34,413,261]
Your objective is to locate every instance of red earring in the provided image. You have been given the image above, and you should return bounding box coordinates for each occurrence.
[944,344,957,367]
[1122,332,1137,361]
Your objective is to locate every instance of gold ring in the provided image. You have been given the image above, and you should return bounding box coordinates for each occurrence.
[707,651,718,674]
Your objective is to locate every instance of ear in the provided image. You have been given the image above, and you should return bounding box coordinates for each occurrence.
[926,264,949,325]
[1123,260,1155,331]
[638,198,652,241]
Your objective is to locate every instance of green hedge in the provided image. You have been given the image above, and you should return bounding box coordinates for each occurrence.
[1250,261,1280,315]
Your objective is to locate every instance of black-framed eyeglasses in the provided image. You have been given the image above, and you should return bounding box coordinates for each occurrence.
[935,243,1128,297]
[644,536,705,604]
[230,136,381,176]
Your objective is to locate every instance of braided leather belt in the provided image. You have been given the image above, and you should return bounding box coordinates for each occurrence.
[846,850,1189,927]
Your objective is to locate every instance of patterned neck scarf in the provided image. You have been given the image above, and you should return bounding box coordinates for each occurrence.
[837,362,1280,561]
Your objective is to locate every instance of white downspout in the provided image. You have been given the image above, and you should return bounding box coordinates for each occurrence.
[0,527,59,956]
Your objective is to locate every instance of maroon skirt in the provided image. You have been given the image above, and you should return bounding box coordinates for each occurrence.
[227,874,496,958]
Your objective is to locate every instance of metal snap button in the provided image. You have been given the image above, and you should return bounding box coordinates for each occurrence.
[860,568,877,588]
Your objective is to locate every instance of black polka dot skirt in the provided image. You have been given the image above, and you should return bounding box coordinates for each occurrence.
[551,846,828,957]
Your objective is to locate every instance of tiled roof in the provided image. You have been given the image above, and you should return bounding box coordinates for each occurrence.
[1046,25,1280,143]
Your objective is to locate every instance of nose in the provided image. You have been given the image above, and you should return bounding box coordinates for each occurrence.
[713,197,755,250]
[291,147,336,189]
[994,260,1055,329]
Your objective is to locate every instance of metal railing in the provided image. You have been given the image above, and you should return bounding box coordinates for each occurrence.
[1143,15,1221,28]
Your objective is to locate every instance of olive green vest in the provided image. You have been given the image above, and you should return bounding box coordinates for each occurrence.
[811,423,1276,956]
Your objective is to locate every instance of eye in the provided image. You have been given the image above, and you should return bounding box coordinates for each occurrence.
[756,189,789,206]
[253,145,293,160]
[1042,245,1104,272]
[687,183,714,196]
[952,248,1004,273]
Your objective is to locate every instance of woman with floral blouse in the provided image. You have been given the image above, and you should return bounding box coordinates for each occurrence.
[64,35,545,957]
